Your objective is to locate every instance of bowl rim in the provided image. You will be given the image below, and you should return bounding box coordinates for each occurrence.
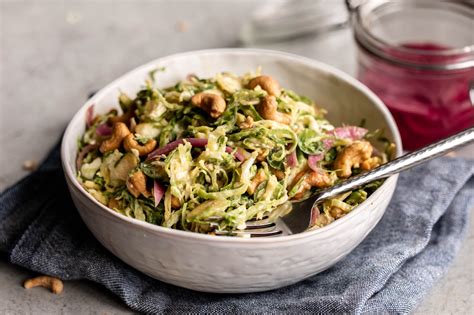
[61,48,403,244]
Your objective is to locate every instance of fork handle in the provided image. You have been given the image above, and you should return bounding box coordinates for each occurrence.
[311,127,474,204]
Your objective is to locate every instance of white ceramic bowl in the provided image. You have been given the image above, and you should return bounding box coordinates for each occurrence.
[61,49,402,293]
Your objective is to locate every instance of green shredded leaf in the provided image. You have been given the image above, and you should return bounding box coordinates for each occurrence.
[298,129,324,155]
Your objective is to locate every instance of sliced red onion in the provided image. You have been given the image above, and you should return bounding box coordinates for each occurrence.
[95,123,112,137]
[309,206,320,226]
[328,126,368,141]
[153,180,165,207]
[286,151,297,167]
[86,104,94,127]
[225,147,247,161]
[236,148,251,161]
[185,138,208,147]
[76,144,99,170]
[147,138,208,159]
[307,154,324,172]
[322,139,335,150]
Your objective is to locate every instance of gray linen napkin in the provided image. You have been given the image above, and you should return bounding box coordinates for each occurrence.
[1,140,473,314]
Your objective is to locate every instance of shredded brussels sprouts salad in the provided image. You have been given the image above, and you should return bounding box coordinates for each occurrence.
[77,69,395,235]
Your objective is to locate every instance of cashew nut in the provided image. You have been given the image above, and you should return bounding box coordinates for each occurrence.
[272,169,285,180]
[329,207,345,219]
[126,170,150,198]
[108,197,121,210]
[190,92,226,118]
[256,149,269,162]
[123,134,157,156]
[238,116,254,129]
[22,159,38,172]
[334,141,373,178]
[361,156,381,171]
[24,276,64,294]
[248,75,281,96]
[306,171,333,188]
[312,212,335,228]
[99,122,130,153]
[109,104,137,125]
[292,170,332,200]
[171,195,181,209]
[247,169,266,195]
[257,96,292,125]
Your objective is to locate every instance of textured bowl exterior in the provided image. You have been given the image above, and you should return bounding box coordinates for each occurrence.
[61,49,402,293]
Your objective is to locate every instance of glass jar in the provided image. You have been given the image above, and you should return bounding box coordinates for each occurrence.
[349,0,474,150]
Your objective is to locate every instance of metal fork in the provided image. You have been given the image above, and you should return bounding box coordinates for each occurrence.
[216,127,474,237]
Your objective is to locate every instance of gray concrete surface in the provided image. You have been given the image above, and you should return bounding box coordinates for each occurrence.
[0,0,472,313]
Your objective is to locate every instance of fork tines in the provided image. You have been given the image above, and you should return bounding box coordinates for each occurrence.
[214,220,282,237]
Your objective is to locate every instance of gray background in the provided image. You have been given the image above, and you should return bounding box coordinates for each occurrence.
[0,0,472,314]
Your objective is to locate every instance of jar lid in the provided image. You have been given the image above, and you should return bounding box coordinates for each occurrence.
[240,0,349,44]
[350,0,474,70]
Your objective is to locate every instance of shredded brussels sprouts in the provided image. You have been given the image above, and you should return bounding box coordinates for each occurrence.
[77,70,393,235]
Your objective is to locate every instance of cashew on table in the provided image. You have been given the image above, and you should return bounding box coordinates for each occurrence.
[334,140,374,178]
[24,276,64,294]
[190,92,226,118]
